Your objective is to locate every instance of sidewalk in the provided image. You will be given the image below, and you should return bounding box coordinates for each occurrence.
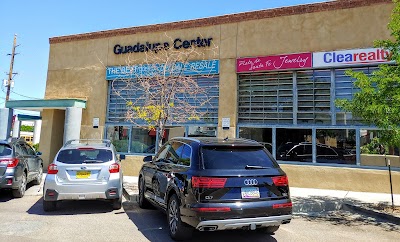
[122,176,400,224]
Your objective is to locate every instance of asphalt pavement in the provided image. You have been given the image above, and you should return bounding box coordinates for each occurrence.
[25,174,400,224]
[121,176,400,224]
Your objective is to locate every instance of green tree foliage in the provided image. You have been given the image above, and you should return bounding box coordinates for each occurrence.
[20,125,34,132]
[336,0,400,148]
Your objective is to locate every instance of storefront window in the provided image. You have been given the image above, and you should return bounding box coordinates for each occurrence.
[106,126,129,153]
[276,128,312,162]
[238,127,272,153]
[130,128,156,153]
[359,130,399,167]
[188,126,217,137]
[316,129,356,165]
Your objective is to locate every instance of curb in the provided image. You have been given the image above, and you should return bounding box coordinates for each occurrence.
[123,187,138,202]
[343,203,400,225]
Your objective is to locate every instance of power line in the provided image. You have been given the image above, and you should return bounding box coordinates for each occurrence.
[10,90,42,100]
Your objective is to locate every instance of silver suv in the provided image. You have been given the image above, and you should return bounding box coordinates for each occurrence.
[43,139,124,211]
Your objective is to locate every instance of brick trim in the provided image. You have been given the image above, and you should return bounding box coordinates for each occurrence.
[50,0,392,44]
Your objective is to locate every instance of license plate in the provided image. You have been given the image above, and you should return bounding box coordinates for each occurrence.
[241,187,260,199]
[76,171,91,179]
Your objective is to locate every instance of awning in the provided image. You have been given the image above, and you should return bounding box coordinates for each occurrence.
[5,99,86,111]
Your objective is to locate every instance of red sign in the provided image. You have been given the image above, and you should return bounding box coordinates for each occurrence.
[237,52,312,73]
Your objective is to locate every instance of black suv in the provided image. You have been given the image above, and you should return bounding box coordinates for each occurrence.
[0,138,43,198]
[138,137,292,240]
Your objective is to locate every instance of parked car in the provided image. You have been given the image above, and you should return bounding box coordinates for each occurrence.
[277,142,355,164]
[138,137,292,240]
[42,139,124,211]
[0,138,43,198]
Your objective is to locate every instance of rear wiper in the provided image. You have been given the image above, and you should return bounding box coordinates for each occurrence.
[83,160,103,163]
[245,165,270,169]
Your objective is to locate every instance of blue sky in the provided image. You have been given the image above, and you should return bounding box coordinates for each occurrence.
[0,0,328,109]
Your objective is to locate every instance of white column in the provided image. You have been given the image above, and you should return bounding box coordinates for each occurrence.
[33,120,42,144]
[63,107,82,144]
[12,116,20,138]
[0,108,13,140]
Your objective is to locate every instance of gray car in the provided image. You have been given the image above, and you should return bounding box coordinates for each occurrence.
[43,139,124,211]
[0,138,43,198]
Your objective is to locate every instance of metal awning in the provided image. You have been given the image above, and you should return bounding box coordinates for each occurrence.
[5,99,86,111]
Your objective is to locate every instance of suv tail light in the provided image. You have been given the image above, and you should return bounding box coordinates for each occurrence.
[273,202,292,209]
[0,158,19,168]
[272,175,289,186]
[48,164,58,174]
[192,177,227,188]
[109,163,120,173]
[191,207,231,212]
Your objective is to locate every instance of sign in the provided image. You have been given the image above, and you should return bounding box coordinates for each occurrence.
[313,48,392,68]
[113,36,213,55]
[92,118,99,129]
[222,117,230,129]
[237,53,312,73]
[106,59,219,80]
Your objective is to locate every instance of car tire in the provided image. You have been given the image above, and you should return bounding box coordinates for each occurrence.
[12,172,27,198]
[259,225,280,234]
[138,177,152,209]
[167,194,193,241]
[112,198,122,210]
[43,200,57,212]
[32,165,43,185]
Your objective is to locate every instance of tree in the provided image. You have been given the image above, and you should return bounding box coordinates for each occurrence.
[335,0,400,149]
[111,34,218,150]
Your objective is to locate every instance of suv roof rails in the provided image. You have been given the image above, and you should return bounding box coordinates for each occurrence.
[64,139,112,148]
[7,137,22,143]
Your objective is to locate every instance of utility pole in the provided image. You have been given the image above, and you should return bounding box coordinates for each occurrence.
[6,34,18,101]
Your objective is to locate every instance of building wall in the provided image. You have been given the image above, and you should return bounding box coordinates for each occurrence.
[43,0,398,192]
[45,1,393,141]
[39,109,65,167]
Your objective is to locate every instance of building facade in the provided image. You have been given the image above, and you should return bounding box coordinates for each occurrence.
[30,0,400,192]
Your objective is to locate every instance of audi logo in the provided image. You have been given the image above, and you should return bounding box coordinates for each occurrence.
[244,179,258,186]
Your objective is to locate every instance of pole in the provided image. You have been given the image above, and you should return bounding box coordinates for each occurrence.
[6,34,18,101]
[387,158,395,211]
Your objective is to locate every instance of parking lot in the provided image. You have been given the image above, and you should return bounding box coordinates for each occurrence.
[0,182,399,242]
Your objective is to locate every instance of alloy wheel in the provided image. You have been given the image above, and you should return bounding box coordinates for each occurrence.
[168,199,178,235]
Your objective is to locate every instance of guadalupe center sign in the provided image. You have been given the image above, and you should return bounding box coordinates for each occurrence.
[113,36,213,54]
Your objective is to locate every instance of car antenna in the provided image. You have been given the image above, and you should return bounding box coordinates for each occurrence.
[224,136,228,141]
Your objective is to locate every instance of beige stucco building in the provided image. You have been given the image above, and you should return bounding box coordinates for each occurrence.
[7,0,400,193]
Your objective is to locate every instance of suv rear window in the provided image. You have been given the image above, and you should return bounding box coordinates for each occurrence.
[201,146,277,169]
[0,144,12,157]
[56,149,113,164]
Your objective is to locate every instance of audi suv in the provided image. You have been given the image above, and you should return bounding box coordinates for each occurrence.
[42,139,124,211]
[138,137,292,240]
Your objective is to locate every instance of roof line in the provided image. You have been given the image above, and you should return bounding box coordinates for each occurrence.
[49,0,392,44]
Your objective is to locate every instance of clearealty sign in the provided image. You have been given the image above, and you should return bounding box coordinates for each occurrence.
[313,48,393,68]
[106,59,219,80]
[237,53,312,73]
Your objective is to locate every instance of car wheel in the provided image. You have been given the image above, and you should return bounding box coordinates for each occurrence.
[138,177,152,208]
[32,165,43,185]
[167,194,193,240]
[259,225,280,234]
[112,198,122,210]
[12,172,27,198]
[43,200,57,211]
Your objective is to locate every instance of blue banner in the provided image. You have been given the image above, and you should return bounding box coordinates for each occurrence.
[106,59,219,80]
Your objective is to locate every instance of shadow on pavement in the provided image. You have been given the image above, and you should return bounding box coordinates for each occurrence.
[0,182,40,202]
[293,196,400,232]
[27,197,115,215]
[0,190,13,202]
[123,201,278,242]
